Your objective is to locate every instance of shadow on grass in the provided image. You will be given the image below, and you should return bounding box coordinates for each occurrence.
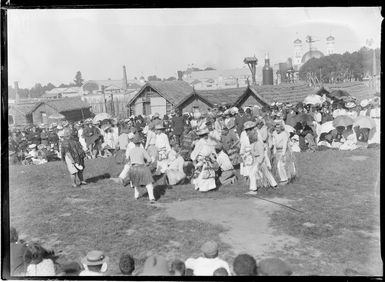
[85,173,111,183]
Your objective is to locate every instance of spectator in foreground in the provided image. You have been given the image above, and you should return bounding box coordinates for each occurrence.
[170,259,186,276]
[139,255,170,276]
[257,258,292,276]
[119,253,135,275]
[10,227,28,276]
[57,261,83,276]
[185,241,231,276]
[24,242,56,276]
[79,250,109,276]
[213,267,229,276]
[232,254,257,276]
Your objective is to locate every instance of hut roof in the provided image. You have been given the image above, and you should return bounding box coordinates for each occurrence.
[31,97,91,113]
[323,82,378,101]
[250,83,315,104]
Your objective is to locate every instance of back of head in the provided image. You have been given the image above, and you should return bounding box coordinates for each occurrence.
[23,242,47,265]
[213,267,228,276]
[170,259,185,276]
[201,241,219,258]
[258,258,292,276]
[119,253,135,275]
[233,254,257,276]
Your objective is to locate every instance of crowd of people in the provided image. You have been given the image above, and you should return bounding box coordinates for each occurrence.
[9,95,381,197]
[9,227,293,276]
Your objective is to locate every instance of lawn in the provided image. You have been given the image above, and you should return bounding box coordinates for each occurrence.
[8,148,381,276]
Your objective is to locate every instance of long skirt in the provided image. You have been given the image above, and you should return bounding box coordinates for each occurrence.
[272,149,296,183]
[192,166,216,192]
[166,169,186,185]
[128,165,153,187]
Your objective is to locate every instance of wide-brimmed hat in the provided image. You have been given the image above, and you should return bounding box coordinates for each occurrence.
[28,144,37,149]
[193,112,202,119]
[37,144,45,150]
[215,143,223,151]
[201,241,219,257]
[243,121,256,130]
[57,125,63,130]
[258,258,292,276]
[153,113,160,119]
[140,255,170,276]
[128,132,135,139]
[345,101,356,109]
[101,124,111,131]
[81,250,109,267]
[155,124,165,130]
[197,127,209,136]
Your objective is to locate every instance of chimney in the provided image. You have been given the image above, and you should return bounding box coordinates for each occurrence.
[14,81,20,103]
[122,65,128,90]
[177,71,183,81]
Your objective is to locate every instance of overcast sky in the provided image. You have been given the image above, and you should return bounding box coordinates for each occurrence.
[8,7,382,88]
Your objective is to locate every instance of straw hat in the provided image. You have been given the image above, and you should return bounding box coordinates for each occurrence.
[243,121,256,130]
[153,113,160,119]
[345,101,356,109]
[128,132,135,139]
[155,124,166,130]
[197,127,209,136]
[81,250,109,267]
[28,144,37,149]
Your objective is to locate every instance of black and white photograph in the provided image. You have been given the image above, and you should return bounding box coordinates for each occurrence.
[3,7,382,278]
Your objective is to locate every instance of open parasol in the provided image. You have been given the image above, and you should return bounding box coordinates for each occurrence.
[353,116,376,129]
[332,115,354,128]
[328,90,350,100]
[93,113,112,124]
[303,94,323,105]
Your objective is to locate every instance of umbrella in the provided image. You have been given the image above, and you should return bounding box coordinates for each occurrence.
[48,113,65,120]
[93,113,111,124]
[303,94,323,105]
[284,124,295,133]
[328,90,350,100]
[320,121,335,134]
[332,115,354,128]
[295,113,315,125]
[353,116,376,129]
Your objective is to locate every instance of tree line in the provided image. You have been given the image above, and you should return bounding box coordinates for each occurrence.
[299,47,380,84]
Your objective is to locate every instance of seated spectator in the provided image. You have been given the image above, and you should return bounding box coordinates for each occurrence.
[257,258,292,276]
[170,259,186,276]
[79,250,109,276]
[24,242,56,276]
[233,254,257,276]
[119,253,135,275]
[290,135,301,152]
[213,267,229,276]
[10,227,28,276]
[340,125,358,151]
[139,255,170,276]
[214,143,236,185]
[165,145,186,185]
[185,241,231,276]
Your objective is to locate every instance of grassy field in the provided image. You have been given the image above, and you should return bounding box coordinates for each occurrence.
[8,148,381,276]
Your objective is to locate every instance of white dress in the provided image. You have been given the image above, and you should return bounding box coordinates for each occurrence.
[368,107,381,144]
[239,131,250,176]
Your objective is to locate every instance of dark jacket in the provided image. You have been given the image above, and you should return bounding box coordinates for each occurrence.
[171,116,185,135]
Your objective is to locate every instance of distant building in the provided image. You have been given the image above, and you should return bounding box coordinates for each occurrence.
[293,35,335,71]
[183,67,262,89]
[128,80,193,116]
[42,87,83,99]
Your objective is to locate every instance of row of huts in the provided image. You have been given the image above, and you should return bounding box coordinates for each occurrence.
[8,80,378,127]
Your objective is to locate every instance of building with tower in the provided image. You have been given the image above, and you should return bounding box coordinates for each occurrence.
[326,35,335,55]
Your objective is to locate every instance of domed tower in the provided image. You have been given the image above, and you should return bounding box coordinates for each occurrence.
[326,35,335,55]
[293,38,303,70]
[262,53,273,85]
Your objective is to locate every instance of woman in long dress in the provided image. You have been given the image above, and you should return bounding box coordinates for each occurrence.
[165,144,186,185]
[61,128,87,187]
[190,128,217,192]
[144,124,157,162]
[271,121,296,185]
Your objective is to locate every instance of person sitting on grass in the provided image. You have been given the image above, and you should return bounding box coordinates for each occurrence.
[79,250,109,276]
[185,241,231,276]
[61,128,87,188]
[232,254,257,276]
[165,144,186,185]
[213,267,229,276]
[24,242,56,276]
[257,258,292,276]
[10,227,28,276]
[119,253,135,275]
[214,143,236,185]
[170,259,186,276]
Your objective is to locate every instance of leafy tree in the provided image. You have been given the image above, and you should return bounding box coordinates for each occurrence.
[29,83,44,98]
[166,76,176,81]
[204,67,216,71]
[74,71,84,86]
[147,75,162,81]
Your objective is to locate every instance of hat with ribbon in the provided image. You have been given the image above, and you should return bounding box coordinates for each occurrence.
[81,250,109,267]
[243,121,256,130]
[197,127,209,136]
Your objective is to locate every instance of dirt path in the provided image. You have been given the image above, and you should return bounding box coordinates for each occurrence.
[157,196,299,260]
